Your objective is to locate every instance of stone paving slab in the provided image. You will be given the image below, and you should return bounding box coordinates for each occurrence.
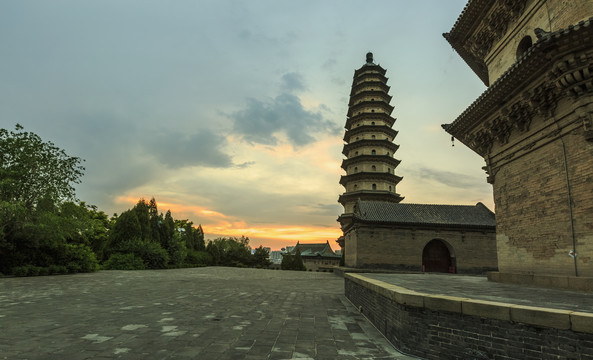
[362,273,593,313]
[0,268,419,360]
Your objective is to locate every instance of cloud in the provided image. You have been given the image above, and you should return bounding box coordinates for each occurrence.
[230,92,339,147]
[412,167,485,190]
[147,129,233,169]
[281,72,306,93]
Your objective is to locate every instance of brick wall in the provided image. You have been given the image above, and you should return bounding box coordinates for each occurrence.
[492,98,593,277]
[345,278,593,359]
[345,225,497,274]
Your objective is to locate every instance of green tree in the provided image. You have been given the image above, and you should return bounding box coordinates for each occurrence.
[0,125,102,275]
[109,209,141,250]
[253,246,271,268]
[148,197,161,244]
[206,236,252,267]
[0,124,84,209]
[133,199,151,242]
[281,248,306,271]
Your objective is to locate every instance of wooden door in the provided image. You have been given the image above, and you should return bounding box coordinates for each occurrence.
[422,240,451,273]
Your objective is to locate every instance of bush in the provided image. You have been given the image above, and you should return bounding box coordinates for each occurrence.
[185,250,212,267]
[27,266,41,276]
[167,239,187,268]
[64,244,99,273]
[49,264,68,274]
[113,239,169,269]
[12,266,28,276]
[103,253,146,270]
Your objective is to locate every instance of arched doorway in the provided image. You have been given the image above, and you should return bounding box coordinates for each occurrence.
[422,239,455,273]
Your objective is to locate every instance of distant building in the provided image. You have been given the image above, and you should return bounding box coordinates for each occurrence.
[269,250,284,264]
[443,0,593,284]
[286,241,341,271]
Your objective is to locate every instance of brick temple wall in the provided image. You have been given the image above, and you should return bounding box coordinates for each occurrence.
[345,276,593,360]
[491,96,593,277]
[344,225,497,274]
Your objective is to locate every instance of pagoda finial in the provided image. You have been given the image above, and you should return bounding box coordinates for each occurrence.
[366,52,374,64]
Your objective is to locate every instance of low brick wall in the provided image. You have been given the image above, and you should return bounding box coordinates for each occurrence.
[345,274,593,359]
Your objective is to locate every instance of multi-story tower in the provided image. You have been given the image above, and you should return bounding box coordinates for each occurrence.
[338,53,403,226]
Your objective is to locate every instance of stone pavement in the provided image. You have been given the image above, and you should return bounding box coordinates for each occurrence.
[361,272,593,313]
[0,267,419,360]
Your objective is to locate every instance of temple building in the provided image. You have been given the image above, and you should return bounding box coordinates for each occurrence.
[286,241,341,271]
[337,53,498,273]
[442,0,593,287]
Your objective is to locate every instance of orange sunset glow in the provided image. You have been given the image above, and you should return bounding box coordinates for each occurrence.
[115,195,342,250]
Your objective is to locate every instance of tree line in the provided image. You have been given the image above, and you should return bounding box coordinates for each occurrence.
[0,125,271,276]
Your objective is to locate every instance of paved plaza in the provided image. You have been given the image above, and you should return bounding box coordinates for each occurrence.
[0,268,417,360]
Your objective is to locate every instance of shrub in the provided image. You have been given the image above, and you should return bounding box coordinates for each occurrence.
[113,239,169,269]
[12,266,28,277]
[64,244,99,273]
[185,250,212,267]
[49,264,68,274]
[167,239,187,268]
[103,253,146,270]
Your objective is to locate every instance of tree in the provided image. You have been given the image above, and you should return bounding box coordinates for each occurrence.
[206,236,252,267]
[0,125,99,275]
[281,248,306,271]
[0,124,84,209]
[253,246,271,268]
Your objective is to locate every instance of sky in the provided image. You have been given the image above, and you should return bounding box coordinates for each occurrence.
[0,1,493,251]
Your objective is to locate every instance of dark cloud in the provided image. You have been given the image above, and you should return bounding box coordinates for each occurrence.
[412,167,485,190]
[231,92,340,147]
[309,203,342,216]
[148,129,233,169]
[281,72,306,93]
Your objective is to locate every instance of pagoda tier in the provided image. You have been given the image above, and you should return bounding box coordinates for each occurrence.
[348,90,393,107]
[341,139,399,157]
[338,52,404,215]
[341,155,402,171]
[343,125,398,143]
[345,112,396,130]
[350,81,390,95]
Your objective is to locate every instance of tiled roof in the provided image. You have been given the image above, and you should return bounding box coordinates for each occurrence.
[353,200,495,229]
[291,241,341,258]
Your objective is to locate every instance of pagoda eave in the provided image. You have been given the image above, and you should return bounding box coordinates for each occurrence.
[339,172,403,186]
[342,140,400,156]
[338,190,403,206]
[344,125,398,142]
[341,155,401,169]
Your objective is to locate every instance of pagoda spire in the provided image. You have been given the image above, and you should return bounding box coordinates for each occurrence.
[338,53,403,226]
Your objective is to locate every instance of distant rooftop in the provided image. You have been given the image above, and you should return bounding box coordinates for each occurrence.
[290,241,341,258]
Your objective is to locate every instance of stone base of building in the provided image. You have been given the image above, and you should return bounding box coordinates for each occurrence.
[488,272,593,292]
[345,274,593,360]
